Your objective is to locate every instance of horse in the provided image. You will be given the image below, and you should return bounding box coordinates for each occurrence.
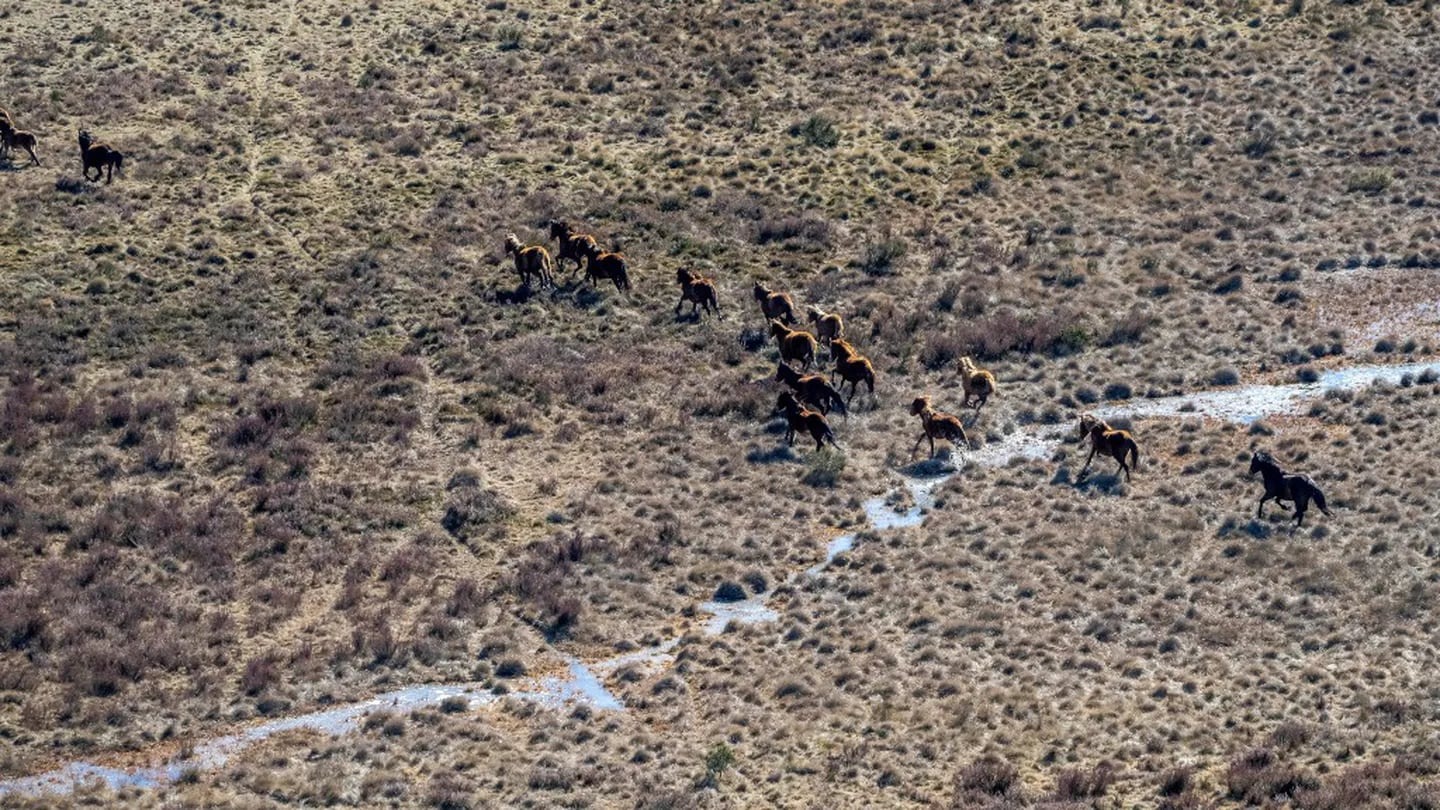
[769,319,817,370]
[79,130,123,183]
[1,121,39,166]
[753,282,797,324]
[1249,451,1333,527]
[957,356,997,413]
[775,362,847,417]
[1075,413,1139,482]
[548,220,598,275]
[503,233,555,289]
[675,268,719,318]
[909,396,968,459]
[583,245,631,291]
[774,392,839,452]
[829,339,876,405]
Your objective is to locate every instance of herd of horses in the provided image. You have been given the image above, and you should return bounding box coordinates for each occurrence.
[0,114,1334,527]
[0,106,124,182]
[503,220,1333,528]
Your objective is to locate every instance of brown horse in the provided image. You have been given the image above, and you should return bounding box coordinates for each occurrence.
[583,245,631,291]
[548,220,599,275]
[775,362,846,417]
[910,396,968,458]
[957,356,997,413]
[504,233,555,289]
[79,130,122,182]
[1,121,39,166]
[829,339,876,405]
[806,306,844,350]
[775,392,839,452]
[753,282,797,324]
[769,319,817,370]
[675,268,719,318]
[1075,414,1139,482]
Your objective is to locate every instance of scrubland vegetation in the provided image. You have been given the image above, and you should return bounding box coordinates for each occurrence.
[1,0,1438,805]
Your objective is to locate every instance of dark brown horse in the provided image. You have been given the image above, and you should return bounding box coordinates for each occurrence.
[775,362,846,417]
[1,121,39,166]
[769,319,817,370]
[775,392,839,452]
[1249,451,1332,526]
[1076,413,1139,482]
[548,220,599,275]
[753,281,797,324]
[79,130,123,183]
[583,245,631,291]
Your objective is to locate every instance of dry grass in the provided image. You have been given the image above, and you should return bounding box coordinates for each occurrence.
[1,0,1438,806]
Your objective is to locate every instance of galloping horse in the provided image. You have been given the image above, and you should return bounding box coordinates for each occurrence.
[1075,413,1140,482]
[79,130,124,183]
[1248,451,1333,527]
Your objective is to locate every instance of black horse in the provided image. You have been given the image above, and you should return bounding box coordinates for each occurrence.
[1249,451,1333,526]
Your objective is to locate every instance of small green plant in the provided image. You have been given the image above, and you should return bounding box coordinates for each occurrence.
[856,237,907,276]
[793,115,839,148]
[702,743,736,788]
[496,25,523,51]
[1346,168,1391,194]
[802,447,845,488]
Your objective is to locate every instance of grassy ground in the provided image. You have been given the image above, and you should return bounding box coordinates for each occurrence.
[1,0,1439,806]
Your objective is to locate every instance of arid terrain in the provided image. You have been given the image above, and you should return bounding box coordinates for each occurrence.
[2,0,1439,807]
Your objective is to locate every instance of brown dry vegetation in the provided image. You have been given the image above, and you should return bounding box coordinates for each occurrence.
[1,0,1439,806]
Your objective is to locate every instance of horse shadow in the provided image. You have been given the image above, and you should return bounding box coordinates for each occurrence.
[673,309,715,325]
[746,441,800,465]
[1058,466,1128,494]
[495,283,541,305]
[900,457,957,477]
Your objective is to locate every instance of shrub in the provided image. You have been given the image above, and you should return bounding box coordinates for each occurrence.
[1346,169,1391,194]
[713,581,746,602]
[956,755,1018,796]
[1102,382,1133,401]
[802,447,846,487]
[1210,367,1241,386]
[441,469,514,540]
[1213,273,1244,294]
[241,654,279,695]
[1226,748,1317,803]
[793,115,839,148]
[857,238,908,277]
[1158,765,1195,796]
[702,743,736,788]
[1054,761,1117,799]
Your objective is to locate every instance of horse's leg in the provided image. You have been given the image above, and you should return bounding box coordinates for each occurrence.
[1080,444,1097,475]
[911,431,925,459]
[1116,454,1129,481]
[1257,493,1271,518]
[928,433,937,458]
[1293,493,1309,526]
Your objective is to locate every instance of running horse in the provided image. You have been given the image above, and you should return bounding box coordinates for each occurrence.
[79,130,124,183]
[1248,451,1332,527]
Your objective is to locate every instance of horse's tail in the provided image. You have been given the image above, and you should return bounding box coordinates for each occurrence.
[115,152,124,176]
[1128,440,1140,470]
[1313,487,1333,517]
